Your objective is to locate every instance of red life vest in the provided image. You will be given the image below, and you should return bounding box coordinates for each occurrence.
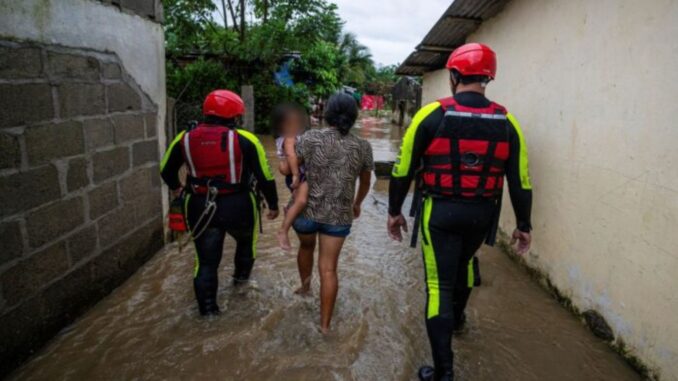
[180,124,244,195]
[421,97,510,199]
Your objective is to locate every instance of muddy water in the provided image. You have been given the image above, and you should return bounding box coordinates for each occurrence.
[10,118,640,380]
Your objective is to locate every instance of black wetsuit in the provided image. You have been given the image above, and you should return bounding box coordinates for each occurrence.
[389,92,533,380]
[160,125,278,315]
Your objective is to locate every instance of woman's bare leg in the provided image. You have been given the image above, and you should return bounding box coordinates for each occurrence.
[277,182,308,250]
[317,234,346,334]
[295,232,316,295]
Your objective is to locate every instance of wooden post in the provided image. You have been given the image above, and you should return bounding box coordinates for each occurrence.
[241,85,255,132]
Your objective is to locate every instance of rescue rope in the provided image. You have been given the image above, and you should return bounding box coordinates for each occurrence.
[182,184,219,246]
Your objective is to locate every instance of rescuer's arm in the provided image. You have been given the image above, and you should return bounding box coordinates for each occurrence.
[237,130,279,212]
[388,102,442,216]
[160,130,186,192]
[505,114,533,233]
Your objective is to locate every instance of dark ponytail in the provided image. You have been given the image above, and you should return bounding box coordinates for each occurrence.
[324,92,358,135]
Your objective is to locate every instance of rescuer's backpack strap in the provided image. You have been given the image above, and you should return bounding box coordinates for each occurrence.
[438,96,457,112]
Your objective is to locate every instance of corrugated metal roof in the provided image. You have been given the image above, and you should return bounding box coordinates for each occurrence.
[396,0,510,76]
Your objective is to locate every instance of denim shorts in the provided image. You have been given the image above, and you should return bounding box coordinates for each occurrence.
[292,216,352,238]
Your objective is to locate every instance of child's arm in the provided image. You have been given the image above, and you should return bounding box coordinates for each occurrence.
[278,160,290,176]
[283,137,301,188]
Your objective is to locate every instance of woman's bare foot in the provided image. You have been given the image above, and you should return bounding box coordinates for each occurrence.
[277,229,292,251]
[320,326,330,335]
[294,285,311,296]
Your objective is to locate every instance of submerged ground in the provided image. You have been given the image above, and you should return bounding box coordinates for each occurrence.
[9,118,640,380]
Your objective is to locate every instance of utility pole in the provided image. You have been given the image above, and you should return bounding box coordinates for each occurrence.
[220,0,229,29]
[262,0,269,23]
[239,0,246,42]
[226,0,239,32]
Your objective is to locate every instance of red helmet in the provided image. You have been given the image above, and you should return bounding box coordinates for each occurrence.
[446,43,497,79]
[202,90,245,119]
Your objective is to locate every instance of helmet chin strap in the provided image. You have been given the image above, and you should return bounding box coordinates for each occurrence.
[450,72,460,95]
[450,70,491,95]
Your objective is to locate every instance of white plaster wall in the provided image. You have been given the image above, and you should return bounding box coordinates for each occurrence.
[417,0,678,377]
[421,69,451,106]
[0,0,169,221]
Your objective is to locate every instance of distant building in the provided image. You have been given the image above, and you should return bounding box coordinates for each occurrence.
[0,0,166,376]
[397,0,678,378]
[390,76,421,126]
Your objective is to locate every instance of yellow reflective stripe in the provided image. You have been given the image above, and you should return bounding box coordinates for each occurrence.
[421,196,440,319]
[237,129,274,181]
[507,113,532,190]
[160,130,186,172]
[193,252,199,278]
[392,102,441,177]
[467,258,474,288]
[249,192,259,259]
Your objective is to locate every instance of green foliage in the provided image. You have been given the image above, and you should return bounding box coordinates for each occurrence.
[164,0,218,52]
[365,64,399,102]
[338,32,374,87]
[291,40,341,98]
[163,0,397,132]
[167,59,238,103]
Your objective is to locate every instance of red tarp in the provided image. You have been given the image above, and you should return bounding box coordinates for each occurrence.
[361,95,384,111]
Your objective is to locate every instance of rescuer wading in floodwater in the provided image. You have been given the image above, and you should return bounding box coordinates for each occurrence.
[160,90,279,316]
[387,43,533,381]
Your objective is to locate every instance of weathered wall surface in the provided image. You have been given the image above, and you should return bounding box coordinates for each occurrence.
[0,0,165,376]
[421,69,450,106]
[419,0,678,378]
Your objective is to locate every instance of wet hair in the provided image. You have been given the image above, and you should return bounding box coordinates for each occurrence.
[204,115,237,128]
[450,69,491,86]
[324,92,358,135]
[271,103,308,138]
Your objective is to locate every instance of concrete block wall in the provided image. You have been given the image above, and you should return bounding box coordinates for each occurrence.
[98,0,163,22]
[0,39,163,376]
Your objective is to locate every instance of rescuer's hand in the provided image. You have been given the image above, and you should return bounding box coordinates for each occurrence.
[267,209,279,220]
[387,214,408,242]
[353,203,361,219]
[511,229,532,255]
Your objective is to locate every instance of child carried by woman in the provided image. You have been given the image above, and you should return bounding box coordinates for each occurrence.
[273,103,309,251]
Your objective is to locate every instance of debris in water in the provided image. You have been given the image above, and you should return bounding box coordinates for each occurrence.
[583,310,614,341]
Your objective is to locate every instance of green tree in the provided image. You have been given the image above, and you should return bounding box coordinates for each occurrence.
[365,64,398,95]
[163,0,386,132]
[292,40,341,98]
[164,0,219,52]
[338,32,374,88]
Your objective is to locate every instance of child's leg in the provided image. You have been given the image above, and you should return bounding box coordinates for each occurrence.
[295,232,316,295]
[277,182,309,250]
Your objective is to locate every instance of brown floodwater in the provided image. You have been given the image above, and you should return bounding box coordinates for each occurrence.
[9,117,640,380]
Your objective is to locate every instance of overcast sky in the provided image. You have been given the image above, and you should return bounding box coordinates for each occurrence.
[332,0,452,66]
[211,0,451,66]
